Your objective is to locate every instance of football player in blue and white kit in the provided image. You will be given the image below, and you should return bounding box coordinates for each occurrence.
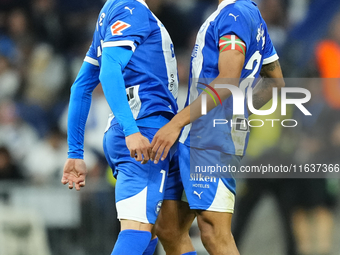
[61,0,182,254]
[151,0,285,254]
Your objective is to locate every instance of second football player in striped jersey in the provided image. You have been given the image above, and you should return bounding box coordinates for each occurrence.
[151,0,285,254]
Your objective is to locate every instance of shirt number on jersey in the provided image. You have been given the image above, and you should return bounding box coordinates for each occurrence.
[99,13,105,27]
[234,51,262,132]
[239,50,262,93]
[245,51,262,78]
[159,170,166,193]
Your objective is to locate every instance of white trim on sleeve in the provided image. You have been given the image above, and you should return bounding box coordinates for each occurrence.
[84,56,99,66]
[103,40,136,52]
[263,54,279,65]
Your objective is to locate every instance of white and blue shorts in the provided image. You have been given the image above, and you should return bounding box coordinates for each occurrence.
[166,143,241,213]
[103,123,170,224]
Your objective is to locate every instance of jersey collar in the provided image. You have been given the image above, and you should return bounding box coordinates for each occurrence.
[136,0,149,8]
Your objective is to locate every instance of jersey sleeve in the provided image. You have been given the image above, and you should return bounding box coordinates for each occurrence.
[68,62,100,159]
[217,9,252,53]
[85,41,100,66]
[100,46,139,137]
[103,2,150,52]
[262,25,279,65]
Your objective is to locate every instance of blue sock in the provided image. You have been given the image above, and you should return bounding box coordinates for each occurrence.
[182,252,197,255]
[111,229,151,255]
[142,237,158,255]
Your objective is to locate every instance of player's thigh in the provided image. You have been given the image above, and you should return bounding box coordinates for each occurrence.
[155,148,195,235]
[104,123,170,225]
[163,149,184,202]
[179,143,240,213]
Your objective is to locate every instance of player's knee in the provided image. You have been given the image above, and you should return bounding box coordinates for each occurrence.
[155,219,190,246]
[154,222,177,243]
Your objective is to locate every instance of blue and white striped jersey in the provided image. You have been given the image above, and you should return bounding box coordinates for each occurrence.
[85,0,178,124]
[180,0,279,156]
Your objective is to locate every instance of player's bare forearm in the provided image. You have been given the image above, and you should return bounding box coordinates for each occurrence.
[250,60,284,114]
[160,74,240,147]
[250,78,276,111]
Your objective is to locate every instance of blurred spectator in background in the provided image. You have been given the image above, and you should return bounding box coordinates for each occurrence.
[285,0,309,26]
[19,43,67,136]
[0,146,23,181]
[0,55,20,101]
[0,35,18,68]
[25,44,66,108]
[259,0,287,52]
[315,12,340,109]
[0,100,39,165]
[291,178,337,255]
[233,100,297,255]
[290,81,338,255]
[31,0,66,52]
[0,145,23,204]
[7,8,35,73]
[23,127,68,184]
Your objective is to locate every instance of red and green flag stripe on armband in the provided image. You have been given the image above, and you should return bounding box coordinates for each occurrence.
[219,35,246,55]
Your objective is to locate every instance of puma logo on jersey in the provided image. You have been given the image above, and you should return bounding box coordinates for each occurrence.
[125,6,135,14]
[229,13,239,21]
[194,191,203,199]
[111,20,131,36]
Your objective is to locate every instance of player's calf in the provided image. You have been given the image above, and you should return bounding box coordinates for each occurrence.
[197,211,239,255]
[154,200,196,255]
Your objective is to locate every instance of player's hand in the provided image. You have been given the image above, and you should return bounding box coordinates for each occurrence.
[125,132,151,164]
[150,121,182,164]
[61,158,87,191]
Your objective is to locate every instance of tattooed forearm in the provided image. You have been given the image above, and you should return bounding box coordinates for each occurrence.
[250,79,274,112]
[248,60,284,115]
[260,60,281,77]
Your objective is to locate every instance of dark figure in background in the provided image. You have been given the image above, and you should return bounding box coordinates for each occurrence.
[0,146,23,181]
[0,146,23,203]
[31,0,66,52]
[290,81,338,255]
[232,153,297,255]
[232,97,297,255]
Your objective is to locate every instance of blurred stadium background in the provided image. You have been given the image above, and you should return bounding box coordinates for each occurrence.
[0,0,339,254]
